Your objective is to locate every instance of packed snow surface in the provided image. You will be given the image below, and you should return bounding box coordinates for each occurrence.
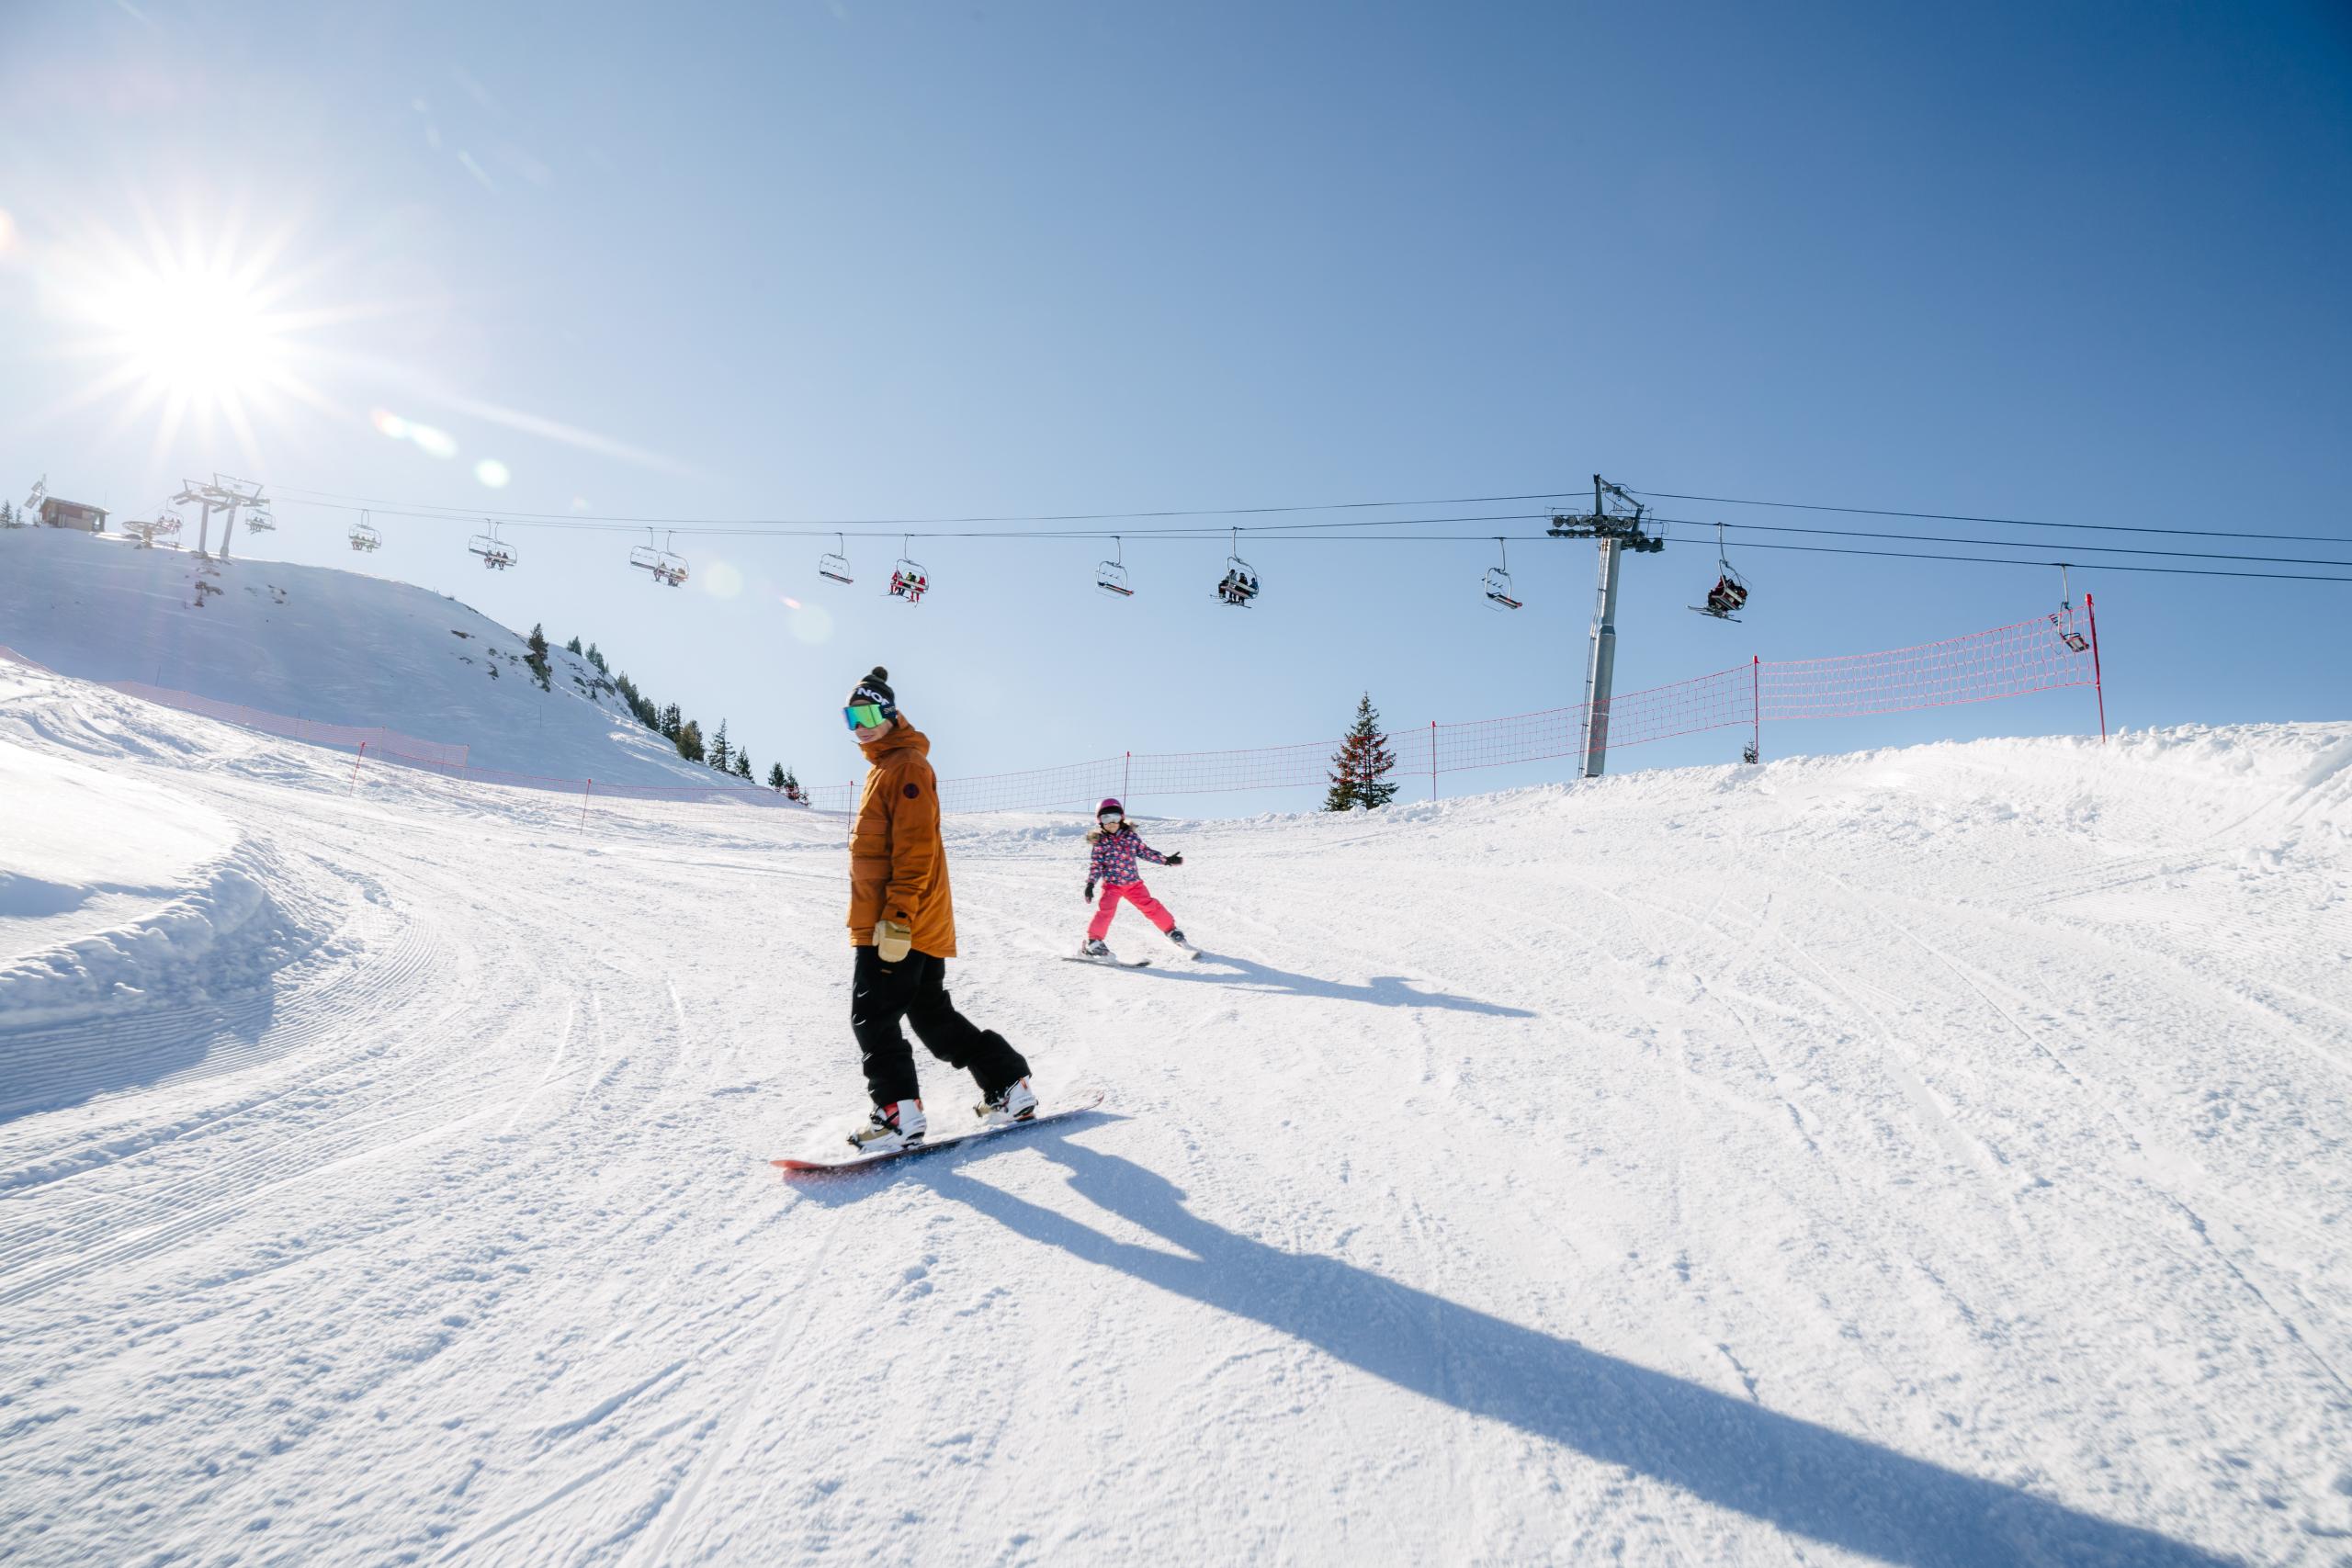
[2,661,2348,1565]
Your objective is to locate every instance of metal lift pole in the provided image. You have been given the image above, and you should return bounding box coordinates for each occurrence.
[1581,475,1622,778]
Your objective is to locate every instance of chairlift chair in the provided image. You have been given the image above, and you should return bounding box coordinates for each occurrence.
[348,512,382,552]
[1483,538,1521,610]
[1216,527,1260,606]
[2052,565,2089,652]
[469,521,517,570]
[1690,523,1750,621]
[888,536,929,604]
[818,533,854,585]
[241,501,277,534]
[628,529,689,587]
[1096,536,1134,598]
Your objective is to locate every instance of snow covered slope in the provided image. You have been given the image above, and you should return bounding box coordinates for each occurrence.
[2,658,2347,1566]
[0,526,703,783]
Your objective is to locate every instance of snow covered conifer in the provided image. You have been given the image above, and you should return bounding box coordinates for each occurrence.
[526,624,552,690]
[1326,692,1399,811]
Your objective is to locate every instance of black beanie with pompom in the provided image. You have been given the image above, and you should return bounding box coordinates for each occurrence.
[848,665,896,712]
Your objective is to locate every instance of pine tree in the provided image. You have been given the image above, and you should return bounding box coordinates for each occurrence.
[526,624,552,690]
[781,766,802,801]
[1325,692,1399,811]
[586,643,608,674]
[709,719,732,773]
[732,751,752,780]
[676,718,706,762]
[767,761,787,792]
[0,502,16,529]
[566,635,583,654]
[660,703,683,741]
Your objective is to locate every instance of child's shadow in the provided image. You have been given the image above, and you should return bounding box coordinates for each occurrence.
[1142,951,1534,1019]
[897,1125,2228,1568]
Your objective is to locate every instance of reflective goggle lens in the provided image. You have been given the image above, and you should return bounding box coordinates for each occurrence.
[843,703,888,731]
[1097,809,1123,823]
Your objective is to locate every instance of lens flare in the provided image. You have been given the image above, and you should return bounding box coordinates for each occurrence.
[474,457,511,488]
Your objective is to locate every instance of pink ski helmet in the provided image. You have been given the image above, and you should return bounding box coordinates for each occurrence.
[1096,797,1124,818]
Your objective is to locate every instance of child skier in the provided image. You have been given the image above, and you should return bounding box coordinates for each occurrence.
[1080,798,1196,960]
[841,666,1036,1152]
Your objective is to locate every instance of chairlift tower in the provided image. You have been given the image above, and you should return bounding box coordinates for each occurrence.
[1548,475,1664,778]
[173,479,225,556]
[210,474,266,559]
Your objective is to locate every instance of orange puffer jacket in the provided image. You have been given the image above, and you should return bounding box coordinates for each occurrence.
[846,720,956,957]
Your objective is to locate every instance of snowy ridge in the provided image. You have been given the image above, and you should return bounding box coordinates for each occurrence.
[0,656,2346,1563]
[0,526,707,784]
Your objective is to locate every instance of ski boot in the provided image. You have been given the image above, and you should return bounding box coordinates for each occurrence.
[1166,927,1201,959]
[848,1099,925,1153]
[976,1077,1038,1126]
[1080,938,1113,961]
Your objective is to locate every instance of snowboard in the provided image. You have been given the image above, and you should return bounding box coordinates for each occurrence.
[772,1090,1106,1175]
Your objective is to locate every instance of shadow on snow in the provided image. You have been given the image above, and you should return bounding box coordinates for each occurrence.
[800,1119,2229,1568]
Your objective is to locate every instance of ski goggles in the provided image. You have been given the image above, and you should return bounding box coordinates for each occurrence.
[1096,808,1124,824]
[842,702,893,732]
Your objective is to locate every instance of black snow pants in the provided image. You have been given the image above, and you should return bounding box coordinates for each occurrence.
[852,945,1030,1108]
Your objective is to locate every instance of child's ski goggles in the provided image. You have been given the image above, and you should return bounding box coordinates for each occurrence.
[842,702,893,731]
[1096,808,1124,823]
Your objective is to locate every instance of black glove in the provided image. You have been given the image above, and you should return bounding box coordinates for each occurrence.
[1084,879,1097,902]
[1163,852,1184,867]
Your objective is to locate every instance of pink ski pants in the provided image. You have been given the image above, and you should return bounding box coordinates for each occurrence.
[1089,878,1176,942]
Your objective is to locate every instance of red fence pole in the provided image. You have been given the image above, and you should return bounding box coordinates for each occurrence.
[1124,750,1131,801]
[1430,720,1438,800]
[1751,656,1761,762]
[2085,592,2107,743]
[581,777,593,830]
[348,739,367,794]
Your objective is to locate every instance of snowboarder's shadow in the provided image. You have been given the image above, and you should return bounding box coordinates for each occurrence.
[1144,953,1534,1019]
[920,1126,2229,1568]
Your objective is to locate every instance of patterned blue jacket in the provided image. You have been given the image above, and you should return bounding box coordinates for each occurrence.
[1086,825,1167,886]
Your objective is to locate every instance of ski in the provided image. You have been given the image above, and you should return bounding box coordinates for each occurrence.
[772,1090,1106,1174]
[1063,952,1151,967]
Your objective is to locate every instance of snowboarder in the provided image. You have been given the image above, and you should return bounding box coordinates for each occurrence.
[842,667,1035,1151]
[1080,798,1194,960]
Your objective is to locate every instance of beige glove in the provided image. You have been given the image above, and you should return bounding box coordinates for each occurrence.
[875,918,914,964]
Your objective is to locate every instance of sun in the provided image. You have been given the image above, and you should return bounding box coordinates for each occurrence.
[43,208,348,467]
[96,259,287,407]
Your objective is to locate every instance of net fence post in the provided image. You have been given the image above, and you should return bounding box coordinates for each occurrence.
[2086,592,2107,743]
[348,739,367,795]
[1124,750,1130,801]
[581,778,592,831]
[1752,656,1761,763]
[1430,719,1437,800]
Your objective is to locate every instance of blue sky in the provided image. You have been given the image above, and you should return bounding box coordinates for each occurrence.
[3,1,2346,806]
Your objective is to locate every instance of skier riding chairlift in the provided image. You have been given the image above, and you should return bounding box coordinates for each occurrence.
[1690,523,1749,621]
[888,536,929,604]
[1217,529,1259,605]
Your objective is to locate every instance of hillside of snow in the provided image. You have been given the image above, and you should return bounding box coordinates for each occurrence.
[0,526,708,784]
[2,654,2348,1565]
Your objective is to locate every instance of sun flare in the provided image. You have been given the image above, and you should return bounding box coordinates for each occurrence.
[96,260,287,406]
[46,209,349,467]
